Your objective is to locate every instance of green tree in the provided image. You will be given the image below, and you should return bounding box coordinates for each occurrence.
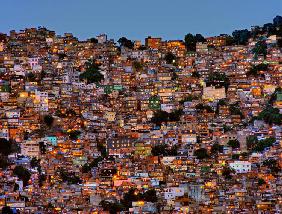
[68,130,81,141]
[184,33,196,52]
[89,38,98,44]
[79,60,104,84]
[195,103,214,113]
[40,70,46,80]
[164,52,176,64]
[151,110,170,126]
[43,115,54,127]
[263,159,280,174]
[151,144,178,156]
[232,29,251,45]
[191,71,200,78]
[184,33,206,52]
[38,174,46,187]
[97,142,107,158]
[122,188,139,209]
[0,138,12,156]
[30,157,40,168]
[225,35,235,46]
[268,87,282,105]
[57,168,81,184]
[232,154,240,160]
[253,137,275,152]
[180,94,198,105]
[149,96,161,110]
[13,166,31,186]
[223,124,232,133]
[227,139,240,149]
[168,109,184,121]
[82,156,103,173]
[1,206,13,214]
[222,166,235,179]
[26,72,36,82]
[257,106,282,125]
[247,63,268,77]
[195,34,206,43]
[132,61,143,72]
[0,156,9,169]
[252,40,267,58]
[58,53,67,60]
[246,135,258,150]
[39,141,46,154]
[117,37,134,49]
[205,72,230,90]
[142,189,158,202]
[211,143,223,155]
[171,71,178,80]
[100,200,124,214]
[194,148,209,159]
[121,188,158,210]
[82,163,91,173]
[151,109,184,126]
[258,178,266,186]
[229,102,244,119]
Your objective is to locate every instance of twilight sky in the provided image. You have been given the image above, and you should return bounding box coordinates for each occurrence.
[1,0,281,41]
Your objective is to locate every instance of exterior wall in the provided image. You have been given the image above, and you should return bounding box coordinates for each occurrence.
[202,86,226,100]
[229,161,251,173]
[21,140,40,158]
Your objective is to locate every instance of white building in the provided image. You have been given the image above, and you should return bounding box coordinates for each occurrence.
[35,91,48,112]
[181,133,197,144]
[21,140,40,158]
[202,85,226,101]
[97,34,107,44]
[164,187,185,200]
[13,65,25,76]
[5,109,21,118]
[229,161,252,173]
[28,57,39,68]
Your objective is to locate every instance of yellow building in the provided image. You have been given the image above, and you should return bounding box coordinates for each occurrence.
[134,142,152,157]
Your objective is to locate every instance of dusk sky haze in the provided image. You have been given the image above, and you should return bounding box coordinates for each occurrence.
[1,0,281,41]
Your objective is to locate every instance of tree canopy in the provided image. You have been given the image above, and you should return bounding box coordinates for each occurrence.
[68,130,81,141]
[184,33,206,52]
[222,166,235,179]
[79,60,104,84]
[117,37,134,49]
[89,37,98,44]
[0,138,13,156]
[195,103,214,113]
[246,63,268,77]
[121,188,158,209]
[229,102,244,119]
[151,144,178,156]
[206,72,230,89]
[164,52,176,64]
[257,106,282,125]
[13,166,31,186]
[211,143,224,155]
[43,114,54,127]
[263,159,280,174]
[232,29,251,45]
[227,139,240,149]
[252,40,267,58]
[151,109,184,126]
[57,168,81,184]
[252,137,275,152]
[1,206,13,214]
[194,148,209,159]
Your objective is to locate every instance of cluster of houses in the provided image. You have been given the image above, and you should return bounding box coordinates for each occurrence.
[0,22,281,213]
